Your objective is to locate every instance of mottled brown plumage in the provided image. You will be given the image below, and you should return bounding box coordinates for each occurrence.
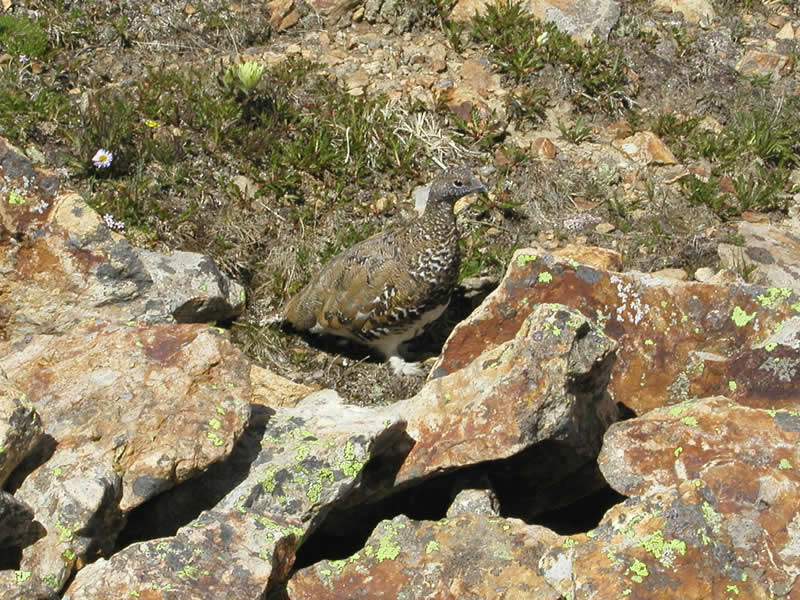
[284,167,488,375]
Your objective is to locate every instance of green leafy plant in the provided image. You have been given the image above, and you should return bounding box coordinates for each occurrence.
[558,117,593,144]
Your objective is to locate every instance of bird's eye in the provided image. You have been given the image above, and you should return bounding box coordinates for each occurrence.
[453,179,463,187]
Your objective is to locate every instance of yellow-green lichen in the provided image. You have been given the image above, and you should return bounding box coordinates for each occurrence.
[644,339,655,346]
[425,540,440,554]
[538,271,553,284]
[516,253,537,267]
[778,458,793,470]
[9,190,25,205]
[376,523,405,562]
[15,570,31,584]
[731,306,756,327]
[680,416,698,427]
[764,342,778,352]
[701,501,720,527]
[340,440,365,478]
[563,538,578,549]
[208,418,222,430]
[55,521,74,543]
[177,564,201,580]
[674,447,683,457]
[628,558,649,583]
[259,467,279,493]
[640,530,686,567]
[42,574,59,589]
[756,288,791,308]
[728,380,737,392]
[206,432,224,446]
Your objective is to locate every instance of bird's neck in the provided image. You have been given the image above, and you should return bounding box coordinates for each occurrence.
[415,199,457,239]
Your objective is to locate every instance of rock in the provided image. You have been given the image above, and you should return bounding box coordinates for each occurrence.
[460,58,499,97]
[553,244,623,271]
[393,303,618,517]
[64,390,408,598]
[288,514,562,599]
[249,364,318,407]
[717,220,800,294]
[0,570,58,600]
[595,221,616,234]
[0,137,245,341]
[0,373,43,485]
[775,22,795,41]
[735,50,792,78]
[693,266,715,282]
[612,131,678,165]
[650,267,688,281]
[267,0,298,30]
[451,0,621,43]
[0,490,40,551]
[434,248,800,415]
[531,136,557,159]
[653,0,715,23]
[539,397,800,598]
[0,322,251,591]
[445,487,499,517]
[306,0,362,27]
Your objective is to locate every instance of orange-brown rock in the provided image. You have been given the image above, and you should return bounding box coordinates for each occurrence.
[435,248,800,415]
[289,514,562,599]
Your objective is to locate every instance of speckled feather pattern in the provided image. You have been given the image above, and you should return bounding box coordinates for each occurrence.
[284,168,487,362]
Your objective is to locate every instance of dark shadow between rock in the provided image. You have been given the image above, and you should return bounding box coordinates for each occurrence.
[113,403,273,551]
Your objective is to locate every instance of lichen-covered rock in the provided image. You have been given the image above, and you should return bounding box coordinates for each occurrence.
[388,303,618,516]
[0,569,58,600]
[62,508,298,600]
[435,248,800,415]
[0,321,251,591]
[288,513,562,599]
[63,390,408,598]
[539,397,800,599]
[718,219,800,295]
[0,372,43,486]
[0,137,245,341]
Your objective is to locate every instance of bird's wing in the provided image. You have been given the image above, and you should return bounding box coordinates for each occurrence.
[287,228,440,336]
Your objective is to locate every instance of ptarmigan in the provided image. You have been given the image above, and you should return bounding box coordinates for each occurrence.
[284,167,487,375]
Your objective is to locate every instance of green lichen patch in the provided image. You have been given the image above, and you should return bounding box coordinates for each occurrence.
[537,271,554,283]
[627,558,649,583]
[756,287,792,308]
[731,306,757,327]
[516,253,537,268]
[375,522,406,562]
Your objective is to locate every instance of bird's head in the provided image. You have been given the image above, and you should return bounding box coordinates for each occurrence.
[428,167,488,205]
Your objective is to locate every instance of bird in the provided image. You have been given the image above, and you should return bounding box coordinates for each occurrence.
[284,167,488,376]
